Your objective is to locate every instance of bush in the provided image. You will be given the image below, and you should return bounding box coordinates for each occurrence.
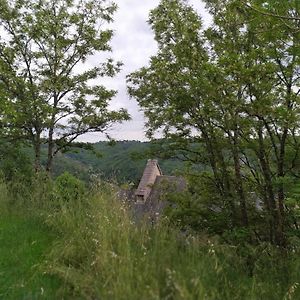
[0,142,33,182]
[55,172,86,203]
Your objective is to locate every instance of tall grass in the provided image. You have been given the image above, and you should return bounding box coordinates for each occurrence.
[1,174,300,299]
[41,180,300,299]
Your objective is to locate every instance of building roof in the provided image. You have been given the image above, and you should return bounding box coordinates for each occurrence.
[135,159,162,201]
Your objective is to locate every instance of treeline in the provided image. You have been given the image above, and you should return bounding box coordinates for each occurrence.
[1,0,300,297]
[128,0,300,247]
[0,139,184,184]
[56,141,184,183]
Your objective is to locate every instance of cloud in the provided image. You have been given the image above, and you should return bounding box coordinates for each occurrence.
[78,0,212,142]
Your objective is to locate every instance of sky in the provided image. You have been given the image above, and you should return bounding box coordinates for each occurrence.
[79,0,211,142]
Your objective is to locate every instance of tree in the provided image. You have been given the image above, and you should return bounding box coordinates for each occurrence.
[128,0,300,246]
[0,0,130,172]
[244,0,300,24]
[128,0,241,229]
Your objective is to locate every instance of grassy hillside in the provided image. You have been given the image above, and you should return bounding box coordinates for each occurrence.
[1,176,299,299]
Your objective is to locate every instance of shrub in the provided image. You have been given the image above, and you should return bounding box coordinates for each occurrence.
[55,172,86,203]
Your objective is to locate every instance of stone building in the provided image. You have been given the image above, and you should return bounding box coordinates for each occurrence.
[135,159,162,202]
[133,159,187,220]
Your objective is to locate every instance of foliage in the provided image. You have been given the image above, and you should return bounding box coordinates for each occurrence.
[0,0,130,171]
[0,140,33,181]
[128,0,300,246]
[0,139,186,184]
[60,140,184,184]
[1,0,300,296]
[55,172,86,203]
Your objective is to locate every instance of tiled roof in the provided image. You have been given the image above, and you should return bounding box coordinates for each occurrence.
[135,159,162,201]
[131,159,187,220]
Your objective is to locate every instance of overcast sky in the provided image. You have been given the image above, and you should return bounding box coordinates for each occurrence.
[79,0,211,142]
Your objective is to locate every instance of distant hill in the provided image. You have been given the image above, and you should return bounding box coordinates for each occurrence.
[51,141,184,184]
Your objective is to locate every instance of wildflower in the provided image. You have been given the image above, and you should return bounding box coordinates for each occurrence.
[208,248,215,254]
[92,238,99,245]
[110,251,118,258]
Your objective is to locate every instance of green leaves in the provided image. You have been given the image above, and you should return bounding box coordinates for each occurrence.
[128,0,300,243]
[128,0,209,139]
[0,0,129,171]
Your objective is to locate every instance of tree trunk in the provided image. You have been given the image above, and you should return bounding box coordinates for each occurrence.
[33,133,41,172]
[257,125,281,245]
[46,93,58,173]
[212,133,237,227]
[232,137,249,227]
[198,119,237,227]
[276,128,288,247]
[46,126,54,172]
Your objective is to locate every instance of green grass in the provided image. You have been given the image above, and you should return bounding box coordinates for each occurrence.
[0,215,61,299]
[0,177,300,299]
[41,189,300,300]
